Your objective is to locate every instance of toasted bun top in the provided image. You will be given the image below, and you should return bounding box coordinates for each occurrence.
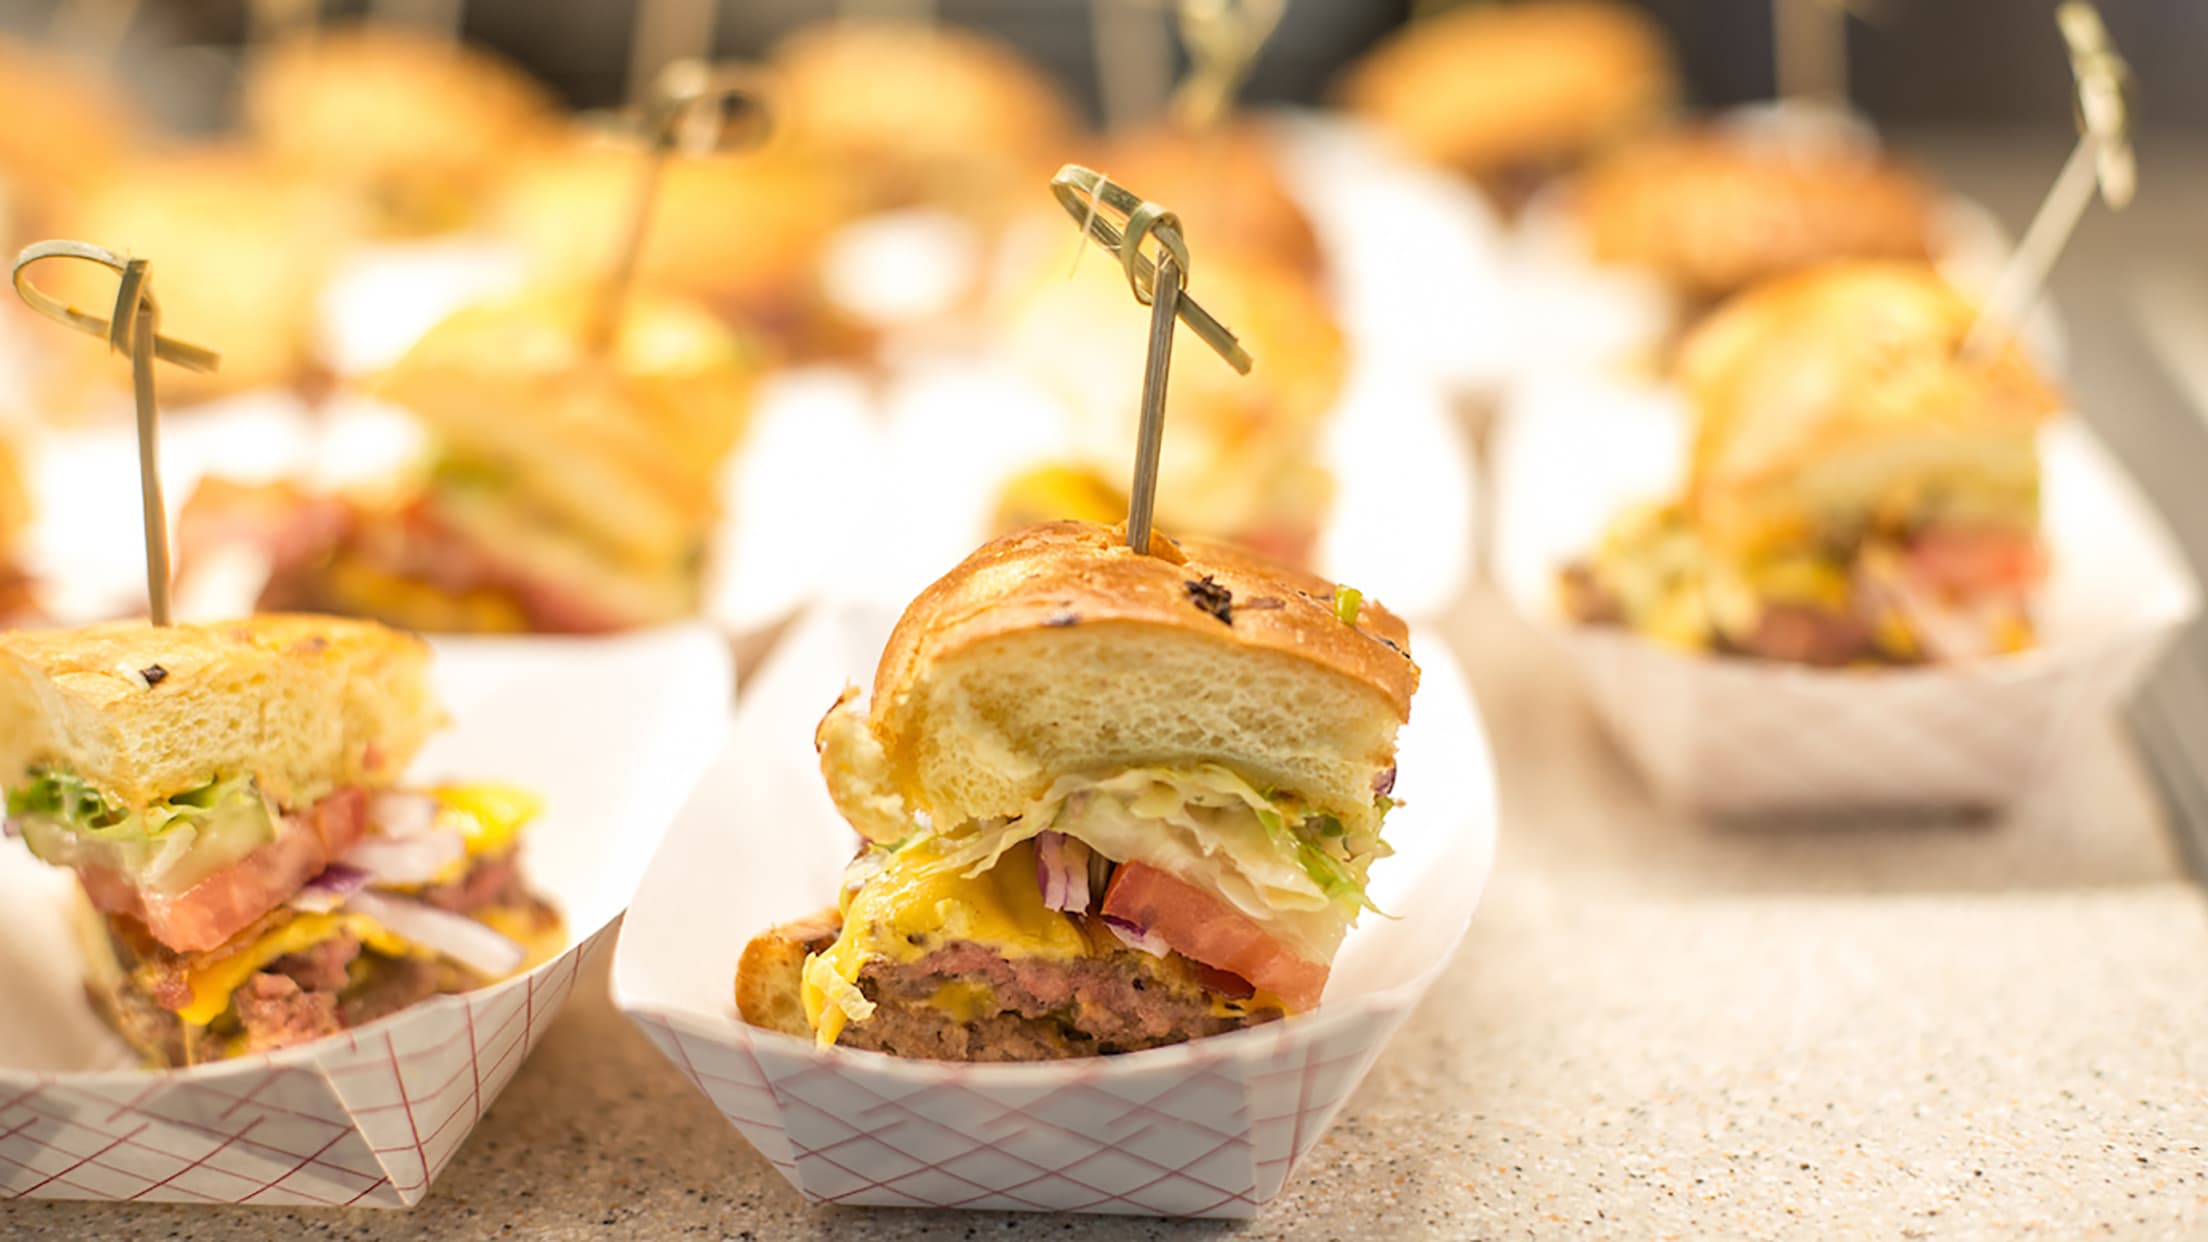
[1338,1,1674,176]
[770,19,1078,214]
[1577,127,1935,300]
[244,24,558,232]
[1681,262,2061,551]
[0,614,443,813]
[819,522,1416,842]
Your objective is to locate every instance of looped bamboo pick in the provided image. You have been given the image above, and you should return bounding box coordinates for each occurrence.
[1171,0,1287,130]
[1049,164,1252,555]
[1962,1,2135,361]
[12,240,222,625]
[592,58,772,349]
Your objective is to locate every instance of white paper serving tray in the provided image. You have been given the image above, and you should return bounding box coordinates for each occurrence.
[1492,374,2201,817]
[0,625,730,1206]
[612,603,1493,1218]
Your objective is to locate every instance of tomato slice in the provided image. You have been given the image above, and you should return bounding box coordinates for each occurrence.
[1099,863,1329,1011]
[78,788,369,953]
[1905,528,2045,599]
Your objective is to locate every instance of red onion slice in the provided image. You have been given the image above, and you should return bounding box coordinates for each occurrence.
[345,889,526,978]
[1033,831,1091,913]
[1103,915,1169,958]
[290,862,371,914]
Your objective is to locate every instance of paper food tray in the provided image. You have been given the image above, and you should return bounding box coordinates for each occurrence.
[0,625,731,1206]
[1492,374,2201,817]
[611,603,1493,1218]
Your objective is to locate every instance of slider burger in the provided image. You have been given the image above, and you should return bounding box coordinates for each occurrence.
[1560,262,2061,666]
[494,125,859,340]
[243,23,561,237]
[768,19,1079,221]
[180,287,759,634]
[0,615,560,1066]
[1574,125,1937,309]
[992,250,1343,568]
[0,36,141,237]
[738,521,1417,1059]
[40,149,353,407]
[1335,0,1674,209]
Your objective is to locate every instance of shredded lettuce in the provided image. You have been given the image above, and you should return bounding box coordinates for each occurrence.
[6,771,276,889]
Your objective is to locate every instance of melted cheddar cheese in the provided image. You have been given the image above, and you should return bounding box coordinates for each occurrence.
[172,913,415,1027]
[801,839,1088,1045]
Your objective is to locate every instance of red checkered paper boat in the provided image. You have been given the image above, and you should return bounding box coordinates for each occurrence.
[1492,374,2199,817]
[0,626,728,1206]
[613,602,1493,1218]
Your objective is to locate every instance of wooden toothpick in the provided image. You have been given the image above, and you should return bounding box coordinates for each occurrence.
[12,242,222,625]
[591,60,769,351]
[1962,1,2134,361]
[1048,165,1252,554]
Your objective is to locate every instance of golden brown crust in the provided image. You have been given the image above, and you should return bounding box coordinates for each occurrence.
[734,908,843,1037]
[1338,0,1674,178]
[1576,128,1936,301]
[0,614,442,812]
[873,522,1417,725]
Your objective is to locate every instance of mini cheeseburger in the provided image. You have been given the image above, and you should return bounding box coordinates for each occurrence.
[0,615,560,1066]
[1561,262,2062,666]
[1574,125,1937,309]
[181,286,760,634]
[1336,0,1675,208]
[738,521,1417,1059]
[242,23,561,237]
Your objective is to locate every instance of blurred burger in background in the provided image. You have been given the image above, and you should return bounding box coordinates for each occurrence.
[1572,120,1939,313]
[1083,121,1326,286]
[242,23,562,237]
[767,18,1080,222]
[180,286,762,634]
[494,118,859,344]
[0,36,141,242]
[35,147,355,410]
[1561,261,2061,667]
[1335,0,1675,210]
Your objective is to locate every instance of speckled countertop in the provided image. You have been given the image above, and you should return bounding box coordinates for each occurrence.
[6,135,2208,1241]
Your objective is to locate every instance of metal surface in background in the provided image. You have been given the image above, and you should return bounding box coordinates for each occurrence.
[1898,130,2208,884]
[5,1,2206,130]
